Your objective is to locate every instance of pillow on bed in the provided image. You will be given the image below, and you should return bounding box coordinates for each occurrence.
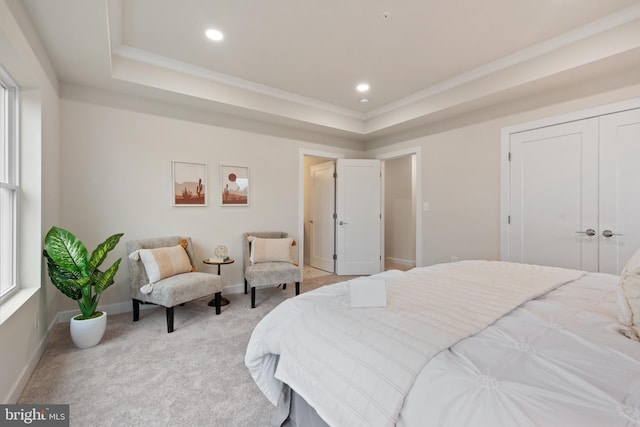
[617,248,640,340]
[249,236,294,264]
[139,244,194,284]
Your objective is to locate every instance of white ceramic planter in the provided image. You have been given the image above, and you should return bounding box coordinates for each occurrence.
[69,311,107,349]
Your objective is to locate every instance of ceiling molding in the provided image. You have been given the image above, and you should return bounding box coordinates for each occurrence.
[362,3,640,120]
[112,44,365,120]
[104,0,640,136]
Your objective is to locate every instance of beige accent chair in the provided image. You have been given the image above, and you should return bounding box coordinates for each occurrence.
[127,236,222,333]
[243,231,301,308]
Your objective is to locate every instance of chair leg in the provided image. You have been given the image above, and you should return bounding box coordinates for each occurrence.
[214,291,221,315]
[166,307,174,333]
[295,282,300,296]
[251,287,256,309]
[244,279,248,295]
[132,299,140,322]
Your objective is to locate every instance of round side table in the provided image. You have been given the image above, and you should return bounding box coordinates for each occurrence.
[203,258,235,306]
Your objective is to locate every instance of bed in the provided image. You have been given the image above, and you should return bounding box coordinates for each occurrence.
[245,260,640,426]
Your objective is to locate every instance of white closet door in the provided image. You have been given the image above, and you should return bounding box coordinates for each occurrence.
[509,118,599,271]
[599,108,640,274]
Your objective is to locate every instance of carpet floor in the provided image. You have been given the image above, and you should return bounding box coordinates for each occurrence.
[18,274,360,426]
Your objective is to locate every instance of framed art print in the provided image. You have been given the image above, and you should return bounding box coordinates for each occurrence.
[220,165,249,206]
[172,161,207,206]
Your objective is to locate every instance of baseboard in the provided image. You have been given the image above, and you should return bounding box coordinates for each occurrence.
[56,301,140,323]
[222,282,245,295]
[56,283,246,323]
[5,316,58,403]
[385,257,416,268]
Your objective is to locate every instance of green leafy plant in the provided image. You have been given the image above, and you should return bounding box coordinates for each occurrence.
[43,226,124,320]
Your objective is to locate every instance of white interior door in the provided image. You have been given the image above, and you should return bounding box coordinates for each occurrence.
[508,118,599,271]
[599,108,640,274]
[336,159,382,275]
[310,160,335,273]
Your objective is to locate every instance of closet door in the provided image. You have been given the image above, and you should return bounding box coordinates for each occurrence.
[599,108,640,274]
[508,118,599,271]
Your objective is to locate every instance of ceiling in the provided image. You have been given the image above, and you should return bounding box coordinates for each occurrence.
[20,0,640,142]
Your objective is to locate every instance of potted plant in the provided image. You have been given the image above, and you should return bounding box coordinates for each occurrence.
[43,226,124,348]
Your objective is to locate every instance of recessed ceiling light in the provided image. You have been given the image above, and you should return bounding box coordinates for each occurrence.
[356,83,370,93]
[205,28,224,41]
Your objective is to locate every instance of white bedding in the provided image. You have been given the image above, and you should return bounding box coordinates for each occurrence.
[245,261,640,426]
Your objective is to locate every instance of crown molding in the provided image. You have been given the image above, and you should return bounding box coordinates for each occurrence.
[363,3,640,120]
[112,44,365,120]
[105,0,640,135]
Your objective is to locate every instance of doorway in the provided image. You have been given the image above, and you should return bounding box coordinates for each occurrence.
[383,154,417,270]
[303,156,382,275]
[298,147,422,279]
[305,156,335,273]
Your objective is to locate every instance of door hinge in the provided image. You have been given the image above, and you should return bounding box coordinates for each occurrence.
[508,215,511,224]
[333,172,337,178]
[508,152,511,161]
[333,254,337,260]
[333,212,337,219]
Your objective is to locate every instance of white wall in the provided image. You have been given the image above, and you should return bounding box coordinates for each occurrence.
[58,98,360,312]
[368,83,640,267]
[0,0,61,403]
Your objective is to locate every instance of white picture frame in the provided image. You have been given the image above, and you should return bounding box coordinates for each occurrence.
[220,165,249,206]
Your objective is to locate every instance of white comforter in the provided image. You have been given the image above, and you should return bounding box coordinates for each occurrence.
[245,261,614,426]
[398,271,640,427]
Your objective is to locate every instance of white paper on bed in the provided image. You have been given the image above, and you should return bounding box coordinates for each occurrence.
[245,261,585,427]
[349,278,386,308]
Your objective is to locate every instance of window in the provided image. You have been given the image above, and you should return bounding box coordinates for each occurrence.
[0,67,18,299]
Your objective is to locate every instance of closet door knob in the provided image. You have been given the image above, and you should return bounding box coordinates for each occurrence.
[576,229,596,236]
[602,230,622,237]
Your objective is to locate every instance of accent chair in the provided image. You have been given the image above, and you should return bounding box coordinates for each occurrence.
[243,231,301,308]
[126,236,222,333]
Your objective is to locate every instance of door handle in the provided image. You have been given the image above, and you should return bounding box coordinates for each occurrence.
[602,229,622,238]
[576,229,596,236]
[339,221,348,225]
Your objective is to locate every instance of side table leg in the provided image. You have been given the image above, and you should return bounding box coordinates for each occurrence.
[206,260,233,307]
[208,296,230,306]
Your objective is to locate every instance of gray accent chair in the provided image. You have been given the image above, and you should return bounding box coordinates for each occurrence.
[127,236,223,333]
[243,231,301,308]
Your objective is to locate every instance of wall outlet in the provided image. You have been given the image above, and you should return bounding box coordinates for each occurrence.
[451,256,458,262]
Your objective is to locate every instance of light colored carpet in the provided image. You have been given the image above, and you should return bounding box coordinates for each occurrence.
[18,274,360,426]
[302,265,331,279]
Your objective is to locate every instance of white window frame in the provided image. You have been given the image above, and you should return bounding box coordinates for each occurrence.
[0,66,19,300]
